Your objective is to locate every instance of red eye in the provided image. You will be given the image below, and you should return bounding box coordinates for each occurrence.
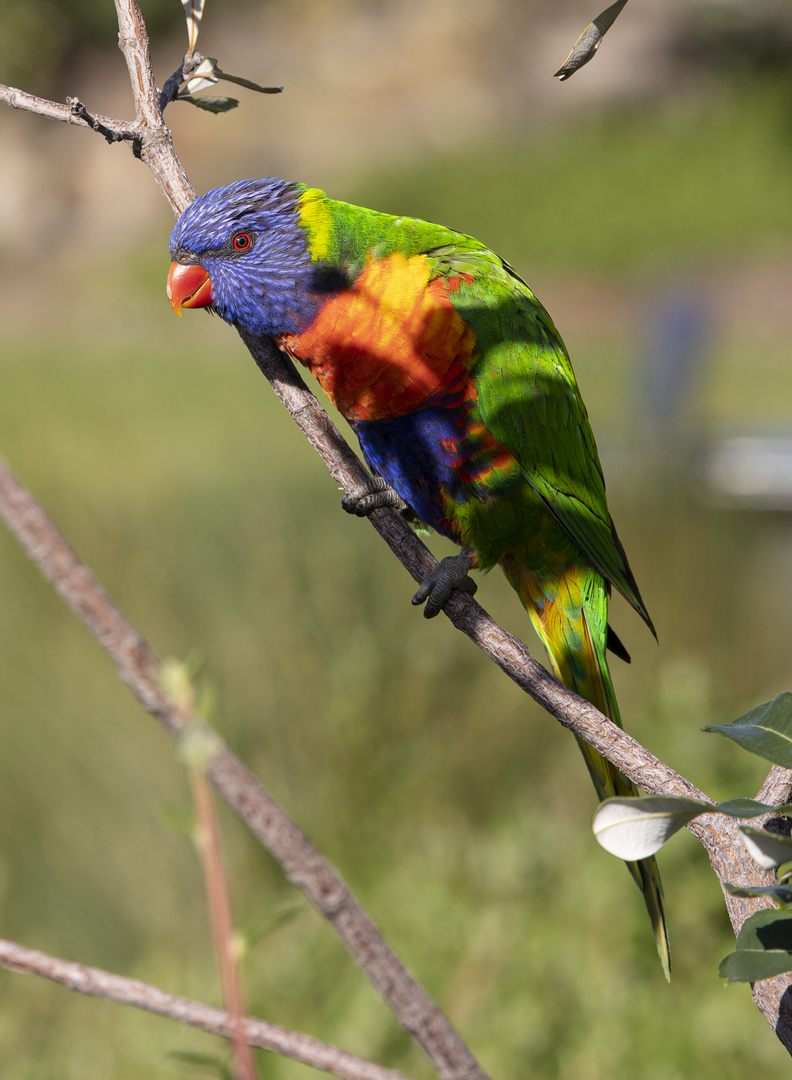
[233,232,252,251]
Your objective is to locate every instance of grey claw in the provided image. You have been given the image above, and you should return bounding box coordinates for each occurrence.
[342,475,407,516]
[412,552,478,619]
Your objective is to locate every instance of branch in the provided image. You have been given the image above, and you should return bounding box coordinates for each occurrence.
[0,453,489,1080]
[0,938,413,1080]
[0,83,137,140]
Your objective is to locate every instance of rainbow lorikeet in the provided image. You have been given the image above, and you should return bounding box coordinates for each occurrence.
[166,178,670,976]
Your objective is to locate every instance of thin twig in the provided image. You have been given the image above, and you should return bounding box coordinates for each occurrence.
[0,938,412,1080]
[0,83,137,140]
[192,767,258,1080]
[67,97,138,149]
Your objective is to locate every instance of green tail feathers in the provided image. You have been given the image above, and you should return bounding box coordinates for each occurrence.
[501,554,671,979]
[576,734,671,981]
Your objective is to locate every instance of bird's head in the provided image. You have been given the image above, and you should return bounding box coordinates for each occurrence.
[167,177,326,338]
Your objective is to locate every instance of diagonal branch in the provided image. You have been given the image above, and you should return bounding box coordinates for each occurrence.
[0,938,413,1080]
[0,83,137,140]
[0,454,489,1080]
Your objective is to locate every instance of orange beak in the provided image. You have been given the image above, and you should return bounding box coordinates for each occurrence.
[166,261,214,315]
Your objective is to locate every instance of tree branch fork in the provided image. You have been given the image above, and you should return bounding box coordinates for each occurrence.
[3,0,792,1070]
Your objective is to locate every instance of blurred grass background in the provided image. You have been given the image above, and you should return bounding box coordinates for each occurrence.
[3,0,792,1077]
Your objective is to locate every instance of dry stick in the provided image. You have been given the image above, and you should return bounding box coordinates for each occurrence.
[0,939,412,1080]
[0,83,137,140]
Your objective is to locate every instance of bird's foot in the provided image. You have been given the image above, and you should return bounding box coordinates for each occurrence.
[412,549,478,619]
[342,474,408,517]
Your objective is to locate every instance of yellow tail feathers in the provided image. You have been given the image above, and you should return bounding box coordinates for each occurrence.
[501,553,671,979]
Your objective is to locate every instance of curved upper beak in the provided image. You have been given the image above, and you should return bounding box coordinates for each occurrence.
[166,261,214,315]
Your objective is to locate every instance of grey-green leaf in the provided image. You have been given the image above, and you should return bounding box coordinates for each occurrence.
[739,826,792,870]
[716,797,790,817]
[178,94,239,114]
[592,795,792,859]
[720,909,792,982]
[244,901,305,951]
[215,68,283,95]
[720,948,792,983]
[705,692,792,766]
[725,882,792,906]
[592,796,711,859]
[554,0,629,81]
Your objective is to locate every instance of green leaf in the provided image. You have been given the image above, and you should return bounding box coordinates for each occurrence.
[736,907,792,949]
[705,692,792,766]
[592,796,711,859]
[725,882,792,906]
[215,68,283,95]
[739,826,792,870]
[554,0,629,81]
[243,901,305,952]
[716,797,791,817]
[720,908,792,982]
[177,94,239,114]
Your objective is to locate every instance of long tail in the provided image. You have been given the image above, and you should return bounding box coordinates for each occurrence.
[501,554,671,980]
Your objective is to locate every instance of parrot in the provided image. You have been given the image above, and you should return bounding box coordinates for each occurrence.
[166,177,670,977]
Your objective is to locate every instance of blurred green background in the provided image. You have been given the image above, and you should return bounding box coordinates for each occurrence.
[3,0,792,1077]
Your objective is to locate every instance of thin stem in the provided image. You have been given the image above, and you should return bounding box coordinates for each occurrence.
[191,766,258,1080]
[0,83,136,139]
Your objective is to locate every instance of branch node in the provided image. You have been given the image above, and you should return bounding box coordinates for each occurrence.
[158,51,204,114]
[66,96,132,146]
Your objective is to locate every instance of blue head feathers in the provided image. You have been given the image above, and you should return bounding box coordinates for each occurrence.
[169,178,323,337]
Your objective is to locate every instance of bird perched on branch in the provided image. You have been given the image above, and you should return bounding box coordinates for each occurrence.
[167,178,669,976]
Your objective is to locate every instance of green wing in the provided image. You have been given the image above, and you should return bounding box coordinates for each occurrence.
[428,246,654,633]
[312,199,652,632]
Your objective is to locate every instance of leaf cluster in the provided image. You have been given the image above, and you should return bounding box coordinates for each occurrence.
[593,693,792,983]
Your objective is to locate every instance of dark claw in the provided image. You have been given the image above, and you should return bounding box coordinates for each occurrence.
[412,551,478,619]
[342,475,407,517]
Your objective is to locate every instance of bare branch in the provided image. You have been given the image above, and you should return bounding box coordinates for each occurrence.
[0,83,136,140]
[0,938,413,1080]
[757,764,792,808]
[0,454,489,1080]
[113,0,195,211]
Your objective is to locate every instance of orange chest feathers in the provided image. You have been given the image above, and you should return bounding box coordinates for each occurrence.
[278,253,477,422]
